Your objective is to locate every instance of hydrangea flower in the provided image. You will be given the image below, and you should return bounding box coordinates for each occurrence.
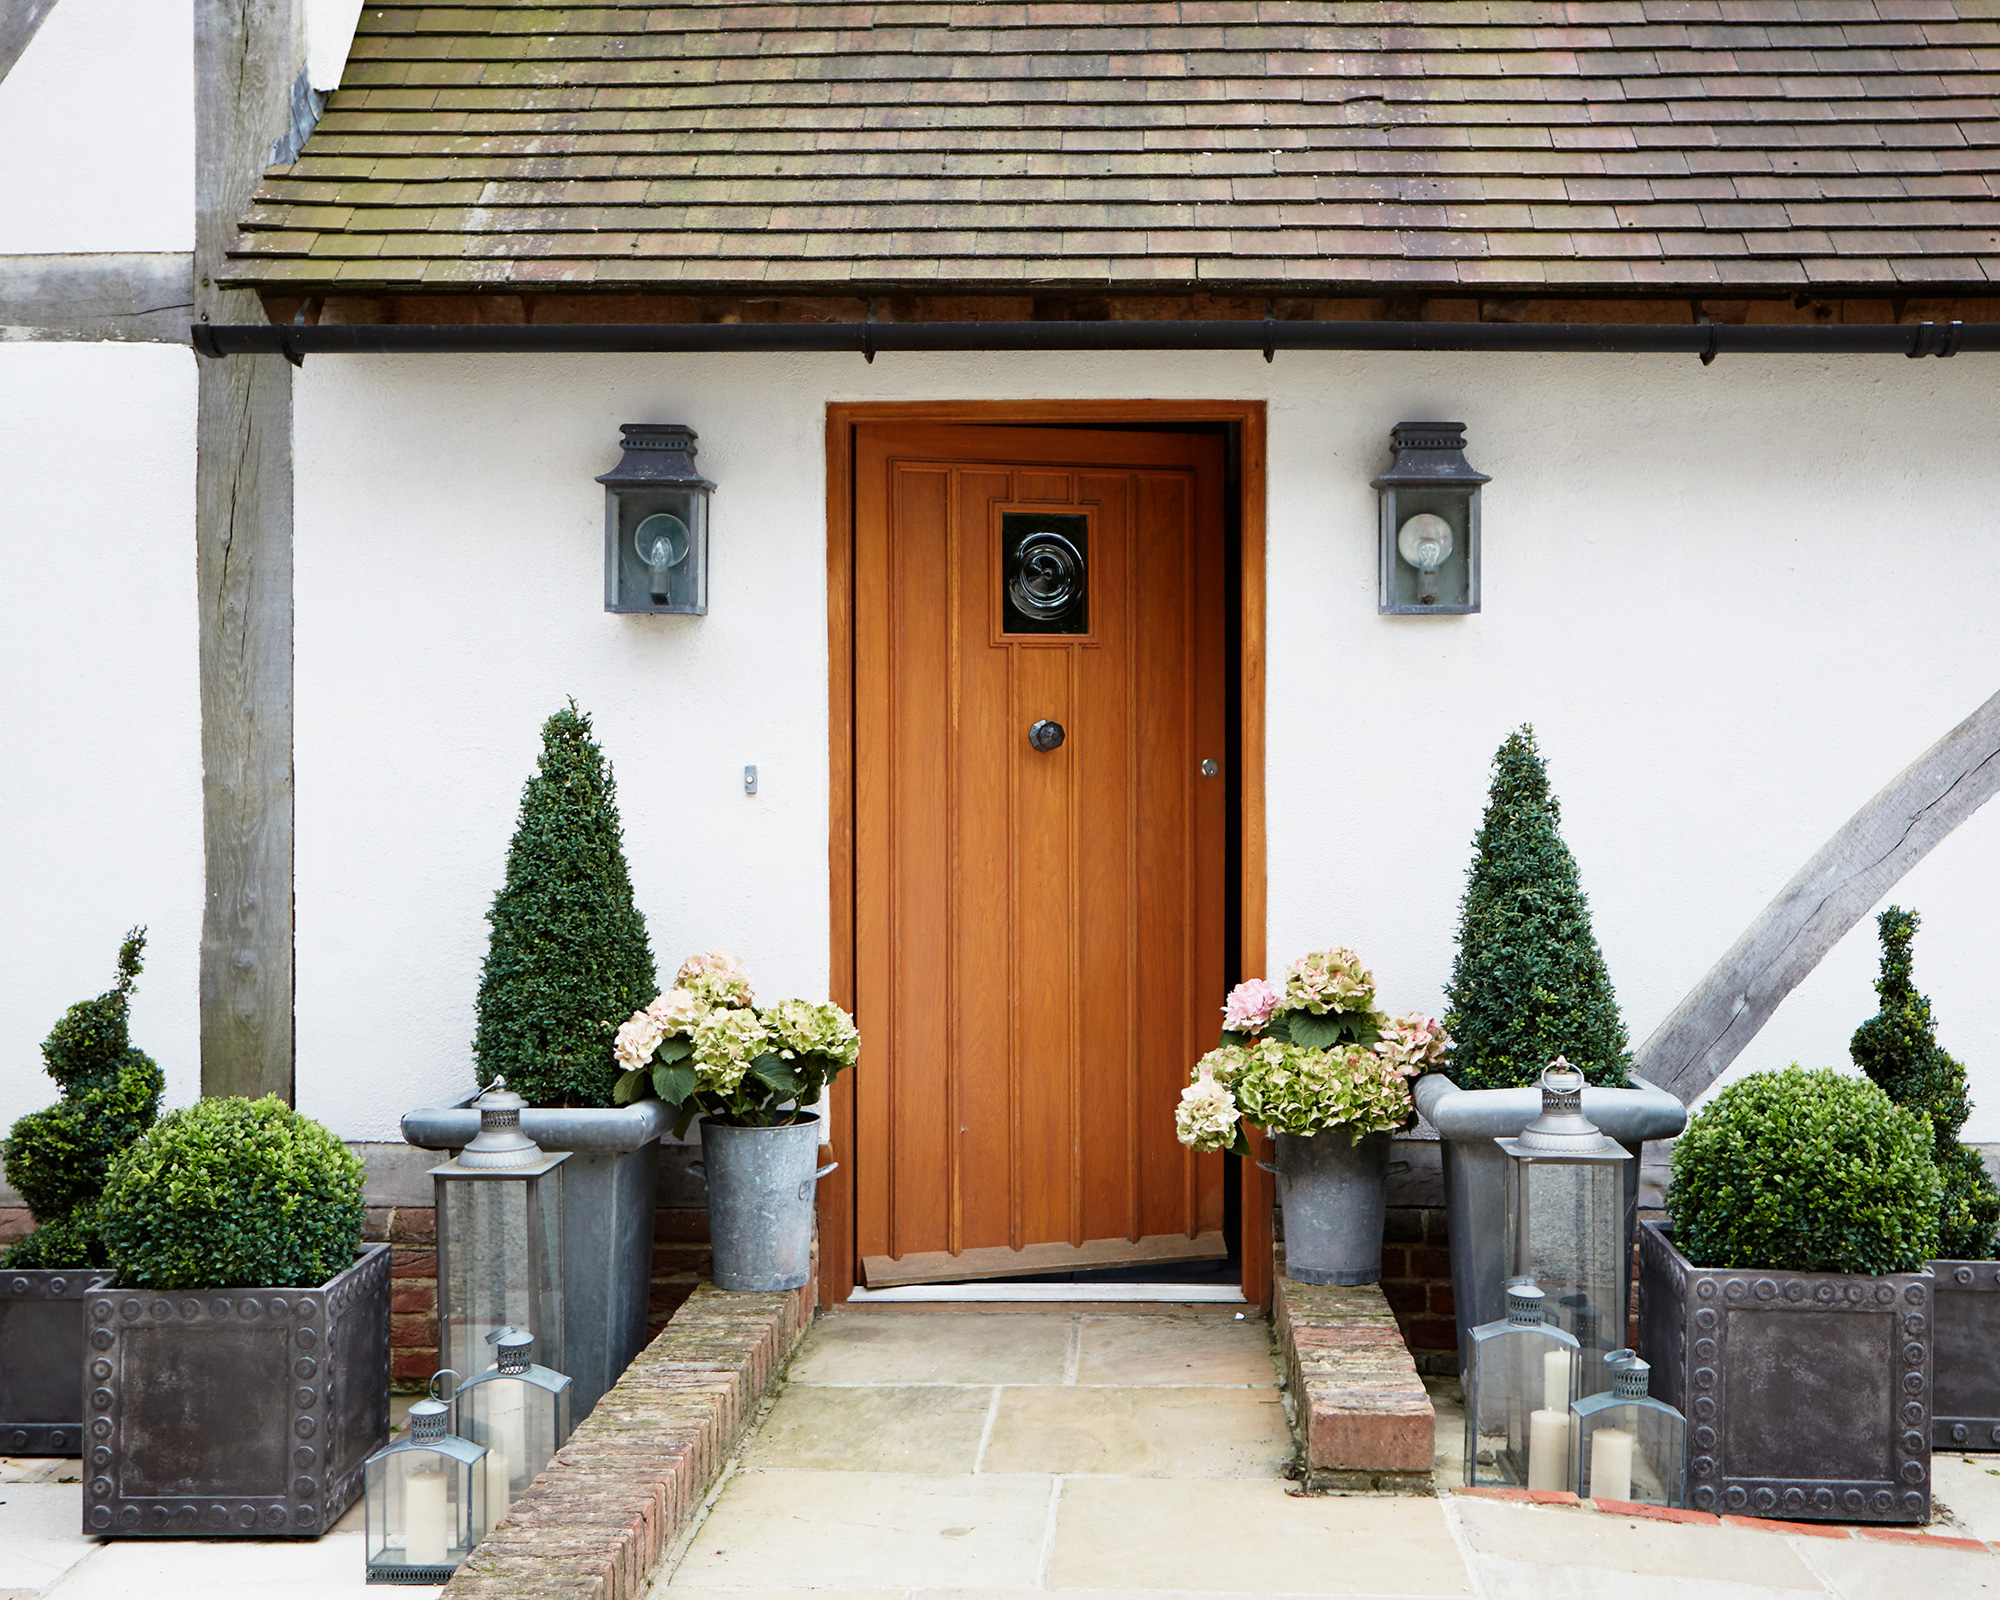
[765,997,861,1067]
[1374,1012,1453,1076]
[1222,978,1281,1034]
[675,949,754,1009]
[613,1010,666,1073]
[1280,948,1375,1016]
[690,1006,772,1095]
[646,988,707,1035]
[1175,1070,1242,1153]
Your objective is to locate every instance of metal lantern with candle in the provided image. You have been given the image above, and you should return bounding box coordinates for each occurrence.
[454,1326,572,1537]
[1497,1060,1634,1396]
[432,1080,569,1393]
[1464,1282,1583,1490]
[1571,1353,1687,1507]
[362,1376,487,1585]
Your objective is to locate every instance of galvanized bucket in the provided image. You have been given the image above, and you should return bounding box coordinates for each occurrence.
[697,1114,837,1292]
[1271,1127,1392,1285]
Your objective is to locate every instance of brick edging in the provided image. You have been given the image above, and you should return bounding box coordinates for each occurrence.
[1451,1486,1994,1552]
[442,1260,814,1600]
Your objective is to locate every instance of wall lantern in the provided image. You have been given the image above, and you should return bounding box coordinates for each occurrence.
[454,1325,572,1537]
[431,1080,568,1402]
[362,1375,487,1584]
[1373,421,1488,614]
[1571,1352,1687,1507]
[1464,1281,1581,1491]
[598,423,715,614]
[1497,1061,1634,1398]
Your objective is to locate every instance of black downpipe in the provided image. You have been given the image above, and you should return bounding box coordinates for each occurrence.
[189,317,1986,363]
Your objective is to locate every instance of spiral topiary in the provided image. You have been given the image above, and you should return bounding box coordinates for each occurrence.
[1850,906,1998,1260]
[1668,1066,1941,1275]
[98,1095,364,1290]
[2,931,164,1268]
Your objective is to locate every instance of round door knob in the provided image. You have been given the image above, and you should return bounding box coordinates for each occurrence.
[1028,719,1065,752]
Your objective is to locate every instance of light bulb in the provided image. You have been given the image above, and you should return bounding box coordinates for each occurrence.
[634,512,690,600]
[1396,512,1454,604]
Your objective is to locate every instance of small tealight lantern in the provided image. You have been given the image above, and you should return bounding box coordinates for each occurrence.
[363,1377,487,1584]
[1372,421,1488,614]
[1571,1354,1687,1507]
[432,1079,569,1396]
[454,1326,573,1536]
[1497,1060,1634,1396]
[599,423,716,614]
[1465,1282,1582,1490]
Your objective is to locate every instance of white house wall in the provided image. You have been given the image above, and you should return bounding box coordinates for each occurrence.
[290,349,2000,1144]
[0,343,202,1129]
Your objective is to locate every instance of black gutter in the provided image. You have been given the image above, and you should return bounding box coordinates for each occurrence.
[190,317,1987,363]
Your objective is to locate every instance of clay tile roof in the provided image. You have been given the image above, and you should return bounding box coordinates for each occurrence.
[221,0,2000,295]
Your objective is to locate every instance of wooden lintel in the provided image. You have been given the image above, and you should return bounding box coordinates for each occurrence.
[0,253,194,343]
[863,1231,1231,1289]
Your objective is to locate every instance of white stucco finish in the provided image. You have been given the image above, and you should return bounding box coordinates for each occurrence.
[306,0,365,92]
[0,0,193,254]
[0,343,202,1132]
[291,349,2000,1143]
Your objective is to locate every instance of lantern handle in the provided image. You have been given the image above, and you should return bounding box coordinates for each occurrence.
[486,1325,519,1346]
[428,1368,462,1404]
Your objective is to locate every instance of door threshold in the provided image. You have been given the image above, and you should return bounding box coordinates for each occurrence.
[844,1282,1247,1304]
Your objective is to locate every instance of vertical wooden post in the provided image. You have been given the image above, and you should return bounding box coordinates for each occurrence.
[195,0,301,1101]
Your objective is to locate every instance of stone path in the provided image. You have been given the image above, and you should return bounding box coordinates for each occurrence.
[653,1307,2000,1600]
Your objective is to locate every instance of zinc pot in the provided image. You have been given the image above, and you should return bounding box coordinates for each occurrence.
[1637,1221,1932,1524]
[0,1268,113,1455]
[82,1243,390,1538]
[1412,1072,1686,1371]
[1271,1128,1392,1286]
[1930,1259,2000,1450]
[402,1096,668,1422]
[699,1114,833,1292]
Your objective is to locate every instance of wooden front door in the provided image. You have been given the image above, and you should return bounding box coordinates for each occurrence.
[853,423,1229,1285]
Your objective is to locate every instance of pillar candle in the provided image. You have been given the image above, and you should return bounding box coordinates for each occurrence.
[1527,1409,1569,1491]
[487,1380,528,1473]
[482,1445,511,1537]
[1589,1427,1635,1503]
[1543,1348,1571,1414]
[404,1463,450,1566]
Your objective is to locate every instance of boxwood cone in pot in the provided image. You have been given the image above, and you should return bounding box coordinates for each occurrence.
[1639,1067,1939,1522]
[612,952,860,1290]
[83,1094,389,1538]
[1412,725,1684,1367]
[1849,907,2000,1447]
[1172,948,1450,1286]
[0,931,162,1454]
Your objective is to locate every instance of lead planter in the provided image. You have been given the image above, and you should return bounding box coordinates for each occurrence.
[1412,1073,1686,1371]
[0,1269,114,1455]
[700,1114,831,1292]
[1272,1129,1391,1285]
[82,1243,390,1538]
[1930,1260,2000,1450]
[402,1097,668,1422]
[1637,1222,1932,1524]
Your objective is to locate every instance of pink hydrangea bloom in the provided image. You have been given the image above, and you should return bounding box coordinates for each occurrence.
[1222,978,1280,1034]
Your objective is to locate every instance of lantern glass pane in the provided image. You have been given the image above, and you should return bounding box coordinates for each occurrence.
[608,487,709,613]
[437,1174,563,1389]
[1506,1155,1627,1392]
[1378,486,1478,612]
[1464,1317,1581,1490]
[460,1373,571,1535]
[1572,1393,1688,1507]
[365,1446,482,1578]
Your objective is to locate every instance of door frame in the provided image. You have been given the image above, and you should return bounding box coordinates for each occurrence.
[824,400,1270,1309]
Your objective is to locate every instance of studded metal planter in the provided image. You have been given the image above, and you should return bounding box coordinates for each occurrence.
[1931,1259,2000,1450]
[0,1268,112,1455]
[1637,1222,1931,1524]
[80,1243,390,1538]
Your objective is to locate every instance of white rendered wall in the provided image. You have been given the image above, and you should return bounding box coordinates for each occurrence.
[0,343,202,1133]
[291,350,2000,1142]
[0,0,193,253]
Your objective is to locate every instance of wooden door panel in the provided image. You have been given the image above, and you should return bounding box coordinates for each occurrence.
[856,423,1226,1273]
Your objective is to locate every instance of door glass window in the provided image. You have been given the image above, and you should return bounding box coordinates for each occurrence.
[1001,512,1088,635]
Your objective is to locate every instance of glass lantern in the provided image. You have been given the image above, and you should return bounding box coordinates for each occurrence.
[1571,1353,1687,1507]
[1465,1282,1582,1491]
[598,423,716,614]
[454,1326,573,1536]
[432,1079,568,1397]
[1497,1060,1634,1397]
[364,1380,487,1584]
[1372,421,1488,614]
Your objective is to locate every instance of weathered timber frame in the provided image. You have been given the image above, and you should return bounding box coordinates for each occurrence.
[824,400,1271,1310]
[195,0,302,1100]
